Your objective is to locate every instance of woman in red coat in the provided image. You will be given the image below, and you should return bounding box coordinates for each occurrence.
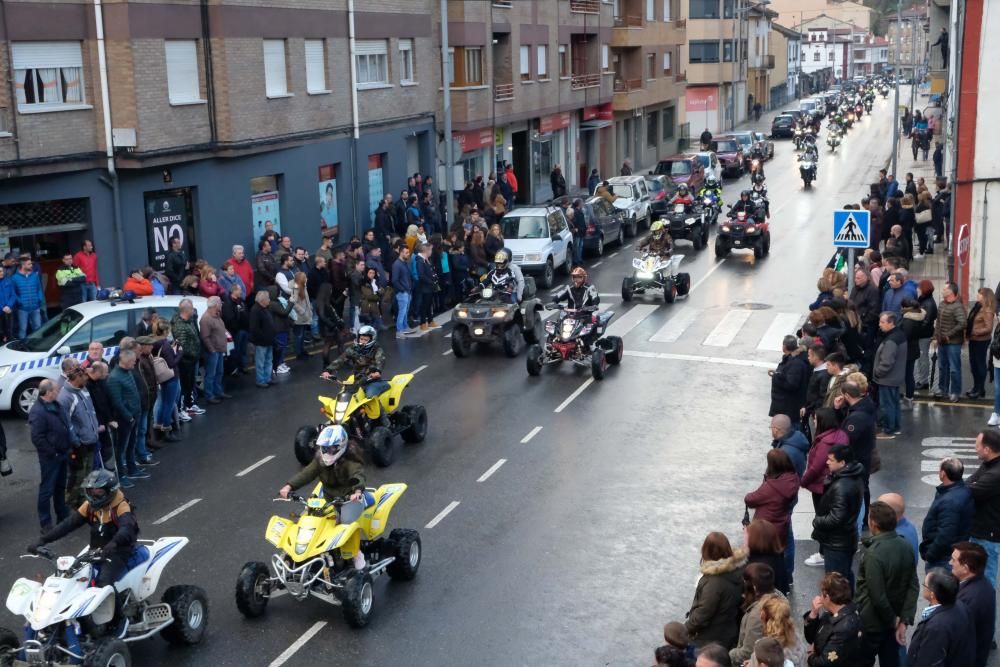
[744,449,800,549]
[800,407,849,510]
[198,269,226,299]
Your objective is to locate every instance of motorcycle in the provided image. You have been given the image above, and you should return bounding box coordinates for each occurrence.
[1,539,208,666]
[792,127,805,151]
[826,132,841,153]
[864,99,873,113]
[526,304,622,381]
[699,191,721,225]
[235,484,420,629]
[799,154,817,188]
[621,252,690,304]
[293,374,427,467]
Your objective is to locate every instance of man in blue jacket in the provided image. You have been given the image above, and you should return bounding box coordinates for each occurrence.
[770,413,809,476]
[920,458,974,570]
[0,264,16,342]
[952,541,996,667]
[906,569,975,666]
[28,379,71,532]
[391,245,415,339]
[11,255,43,338]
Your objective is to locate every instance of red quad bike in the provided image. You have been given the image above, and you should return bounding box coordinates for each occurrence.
[714,209,771,260]
[525,305,623,381]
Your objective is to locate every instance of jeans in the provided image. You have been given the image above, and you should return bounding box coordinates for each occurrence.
[938,343,962,395]
[573,236,584,264]
[972,537,1000,591]
[37,454,69,530]
[16,308,41,339]
[134,411,151,460]
[395,291,411,332]
[878,384,900,433]
[292,325,309,359]
[969,339,990,393]
[156,378,180,426]
[915,338,932,385]
[116,420,138,477]
[823,547,855,591]
[232,330,249,371]
[203,351,224,399]
[862,628,902,667]
[273,332,289,369]
[81,283,98,302]
[994,367,1000,414]
[255,345,273,385]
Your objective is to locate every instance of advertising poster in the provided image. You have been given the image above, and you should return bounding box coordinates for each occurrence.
[145,194,190,272]
[319,178,339,241]
[251,191,281,240]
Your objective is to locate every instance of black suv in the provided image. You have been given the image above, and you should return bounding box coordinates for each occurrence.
[770,114,796,138]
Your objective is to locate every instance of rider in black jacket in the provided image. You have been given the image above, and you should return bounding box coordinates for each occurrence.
[552,267,599,311]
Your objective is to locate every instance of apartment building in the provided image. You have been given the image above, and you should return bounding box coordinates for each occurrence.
[0,0,437,281]
[768,24,800,109]
[884,8,929,80]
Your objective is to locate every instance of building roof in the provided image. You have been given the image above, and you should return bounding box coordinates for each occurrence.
[772,23,803,40]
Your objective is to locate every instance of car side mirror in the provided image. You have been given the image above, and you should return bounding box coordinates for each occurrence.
[56,346,70,356]
[647,170,653,175]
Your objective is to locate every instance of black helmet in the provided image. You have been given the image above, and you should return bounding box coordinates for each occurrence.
[356,325,377,354]
[494,248,511,270]
[82,469,120,510]
[752,172,765,185]
[740,189,751,200]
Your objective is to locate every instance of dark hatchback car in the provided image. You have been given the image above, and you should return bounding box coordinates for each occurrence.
[653,154,706,192]
[771,114,796,138]
[730,132,756,171]
[709,137,744,178]
[555,195,626,257]
[644,175,675,220]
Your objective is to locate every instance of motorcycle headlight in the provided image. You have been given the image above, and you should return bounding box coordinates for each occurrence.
[636,271,654,280]
[746,225,756,233]
[561,321,575,340]
[335,400,349,421]
[456,309,469,319]
[545,322,556,334]
[491,309,507,319]
[524,253,542,262]
[295,527,316,555]
[685,218,695,224]
[721,225,731,232]
[0,365,9,379]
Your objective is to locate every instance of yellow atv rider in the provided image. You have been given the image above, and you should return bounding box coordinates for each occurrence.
[639,221,673,257]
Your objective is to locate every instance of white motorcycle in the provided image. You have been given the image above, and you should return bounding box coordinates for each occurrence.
[1,537,207,667]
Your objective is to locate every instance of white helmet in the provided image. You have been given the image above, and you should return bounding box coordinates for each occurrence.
[316,425,349,466]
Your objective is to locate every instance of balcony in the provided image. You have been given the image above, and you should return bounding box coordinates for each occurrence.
[494,83,514,102]
[613,77,643,93]
[570,0,601,13]
[613,75,685,111]
[676,71,687,82]
[752,55,775,70]
[614,14,642,27]
[571,73,602,90]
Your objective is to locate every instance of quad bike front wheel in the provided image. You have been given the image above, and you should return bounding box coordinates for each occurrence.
[0,628,18,667]
[621,277,634,302]
[368,426,395,467]
[526,344,543,376]
[342,572,375,629]
[294,425,319,466]
[663,278,677,304]
[714,238,729,260]
[83,637,131,667]
[591,348,607,381]
[399,405,427,444]
[605,336,624,365]
[676,272,691,297]
[161,585,209,645]
[502,324,522,358]
[451,326,472,358]
[386,529,422,581]
[235,562,271,618]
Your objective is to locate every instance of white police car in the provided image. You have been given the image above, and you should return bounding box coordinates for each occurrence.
[0,295,214,417]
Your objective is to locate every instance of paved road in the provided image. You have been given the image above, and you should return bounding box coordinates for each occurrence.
[0,97,993,666]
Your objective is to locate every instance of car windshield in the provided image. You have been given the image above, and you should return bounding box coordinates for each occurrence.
[695,155,709,168]
[715,140,737,152]
[734,135,752,146]
[501,215,548,239]
[665,161,691,176]
[17,308,85,353]
[774,117,792,125]
[610,184,636,199]
[645,179,664,193]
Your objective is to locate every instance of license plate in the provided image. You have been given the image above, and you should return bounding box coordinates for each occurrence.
[733,240,743,247]
[473,328,485,336]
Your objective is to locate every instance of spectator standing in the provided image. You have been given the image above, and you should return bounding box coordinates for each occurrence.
[123,268,153,296]
[914,281,938,390]
[934,282,967,401]
[759,594,807,666]
[249,291,275,388]
[228,245,254,296]
[149,323,181,441]
[966,287,996,399]
[106,350,143,489]
[0,265,15,341]
[684,532,746,649]
[992,309,1000,427]
[694,644,729,667]
[550,165,567,199]
[878,493,918,563]
[315,235,334,267]
[835,381,877,528]
[587,169,601,195]
[359,267,385,331]
[392,246,415,338]
[347,259,366,333]
[856,501,919,667]
[164,236,187,294]
[905,569,974,666]
[72,239,99,301]
[729,563,778,665]
[12,255,43,338]
[809,445,864,590]
[218,261,247,299]
[951,541,996,667]
[222,285,249,374]
[414,244,439,331]
[55,253,87,310]
[132,337,159,463]
[801,408,849,511]
[29,379,71,531]
[170,299,203,416]
[289,273,312,360]
[803,572,865,667]
[967,429,1000,586]
[920,458,974,570]
[770,415,809,477]
[873,312,907,439]
[274,253,295,298]
[199,296,229,404]
[267,285,293,375]
[768,336,810,430]
[254,239,277,292]
[743,518,791,596]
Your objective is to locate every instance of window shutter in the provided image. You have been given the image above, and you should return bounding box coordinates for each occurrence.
[263,40,287,96]
[356,40,388,56]
[520,46,530,76]
[165,40,199,103]
[12,41,82,69]
[537,45,547,77]
[304,39,326,92]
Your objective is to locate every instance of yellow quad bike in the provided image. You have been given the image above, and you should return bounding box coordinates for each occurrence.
[235,482,420,629]
[294,373,428,468]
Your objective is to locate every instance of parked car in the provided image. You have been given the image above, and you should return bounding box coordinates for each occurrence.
[644,175,675,221]
[730,132,756,171]
[692,152,722,184]
[770,114,796,138]
[606,175,653,237]
[710,136,745,178]
[780,109,806,125]
[555,195,626,257]
[751,132,774,160]
[652,154,706,193]
[501,206,575,288]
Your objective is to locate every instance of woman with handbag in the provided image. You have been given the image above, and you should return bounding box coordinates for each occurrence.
[966,287,996,399]
[913,191,934,257]
[359,267,385,331]
[150,321,182,441]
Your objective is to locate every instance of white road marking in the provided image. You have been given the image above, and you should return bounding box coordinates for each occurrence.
[598,293,622,298]
[689,258,726,292]
[425,501,461,529]
[591,261,603,268]
[554,378,594,413]
[624,243,633,249]
[411,364,428,374]
[153,498,202,525]
[477,459,507,482]
[604,304,658,338]
[445,333,452,338]
[623,349,774,368]
[520,426,543,443]
[703,310,752,347]
[235,455,275,478]
[269,621,327,667]
[757,313,804,351]
[442,349,453,356]
[608,251,619,258]
[649,307,699,343]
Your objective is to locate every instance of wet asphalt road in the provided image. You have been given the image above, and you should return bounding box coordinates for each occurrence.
[0,96,994,666]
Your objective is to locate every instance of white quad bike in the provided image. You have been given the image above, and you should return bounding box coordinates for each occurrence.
[0,538,207,667]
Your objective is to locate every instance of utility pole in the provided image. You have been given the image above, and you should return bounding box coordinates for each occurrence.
[440,0,455,229]
[908,18,917,114]
[890,0,902,180]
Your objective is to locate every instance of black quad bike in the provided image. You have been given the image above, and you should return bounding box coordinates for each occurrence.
[450,278,543,358]
[525,305,623,381]
[663,202,709,251]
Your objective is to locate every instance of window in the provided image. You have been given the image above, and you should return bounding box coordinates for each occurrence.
[662,106,675,141]
[647,53,656,79]
[663,51,672,75]
[646,0,655,20]
[813,52,821,61]
[463,47,483,85]
[723,0,734,18]
[602,44,610,70]
[559,45,569,77]
[520,45,531,81]
[90,312,131,349]
[537,44,548,79]
[689,0,718,18]
[304,39,327,93]
[356,40,389,87]
[663,0,672,20]
[723,40,734,62]
[263,39,288,97]
[399,38,415,83]
[689,40,720,64]
[646,110,658,147]
[12,41,85,109]
[828,52,834,61]
[445,47,455,85]
[165,40,201,104]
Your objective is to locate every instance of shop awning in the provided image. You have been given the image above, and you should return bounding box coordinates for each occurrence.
[580,120,612,131]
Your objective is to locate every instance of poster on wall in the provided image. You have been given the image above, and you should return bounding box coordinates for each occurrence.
[368,154,384,226]
[685,86,719,134]
[145,194,190,272]
[251,191,281,241]
[318,164,339,242]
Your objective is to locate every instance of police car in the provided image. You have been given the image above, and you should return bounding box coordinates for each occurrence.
[0,295,216,417]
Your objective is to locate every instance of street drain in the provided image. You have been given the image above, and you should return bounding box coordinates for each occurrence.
[732,302,773,310]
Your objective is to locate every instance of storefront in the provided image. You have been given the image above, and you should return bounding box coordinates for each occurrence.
[532,112,573,202]
[578,103,613,188]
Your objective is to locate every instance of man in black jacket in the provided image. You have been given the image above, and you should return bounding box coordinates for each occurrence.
[374,195,394,257]
[812,444,865,590]
[769,335,810,429]
[164,236,187,295]
[967,429,1000,597]
[249,290,276,388]
[28,379,72,532]
[804,572,865,667]
[85,361,117,469]
[920,458,974,569]
[802,343,829,425]
[906,569,974,666]
[835,381,877,530]
[951,541,996,667]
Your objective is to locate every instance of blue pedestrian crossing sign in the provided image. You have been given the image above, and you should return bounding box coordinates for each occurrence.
[833,210,870,248]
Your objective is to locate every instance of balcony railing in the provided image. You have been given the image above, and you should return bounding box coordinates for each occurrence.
[614,77,643,92]
[676,71,687,82]
[570,0,601,13]
[675,18,686,28]
[570,73,601,89]
[752,55,775,70]
[494,83,514,101]
[614,14,642,27]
